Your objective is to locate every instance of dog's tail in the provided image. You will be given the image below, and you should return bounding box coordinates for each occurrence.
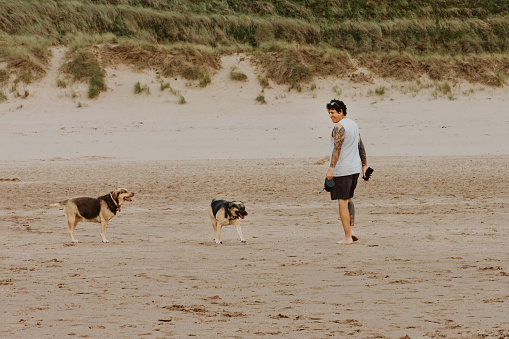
[46,200,68,208]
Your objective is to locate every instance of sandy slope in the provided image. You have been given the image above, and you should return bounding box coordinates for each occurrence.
[1,48,509,338]
[1,50,508,161]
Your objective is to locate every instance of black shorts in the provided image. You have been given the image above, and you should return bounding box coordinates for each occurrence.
[330,173,360,200]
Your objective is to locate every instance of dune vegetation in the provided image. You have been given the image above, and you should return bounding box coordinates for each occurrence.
[1,0,508,98]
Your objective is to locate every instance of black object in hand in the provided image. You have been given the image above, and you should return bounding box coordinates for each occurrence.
[323,178,335,192]
[363,167,373,181]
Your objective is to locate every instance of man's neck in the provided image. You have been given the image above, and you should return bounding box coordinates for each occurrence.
[336,115,346,123]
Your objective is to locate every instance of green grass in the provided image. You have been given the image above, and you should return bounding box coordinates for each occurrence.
[14,70,35,85]
[159,80,186,103]
[437,81,452,94]
[230,70,248,81]
[332,85,342,96]
[134,82,150,95]
[60,47,107,98]
[57,79,67,88]
[61,48,101,81]
[1,0,508,96]
[375,86,386,95]
[134,82,143,94]
[88,71,106,98]
[0,70,9,85]
[255,94,266,104]
[160,82,171,91]
[257,75,270,89]
[495,71,507,86]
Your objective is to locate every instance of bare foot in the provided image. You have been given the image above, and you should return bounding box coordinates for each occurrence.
[336,238,354,245]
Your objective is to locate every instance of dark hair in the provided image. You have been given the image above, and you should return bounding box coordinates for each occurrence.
[326,99,347,116]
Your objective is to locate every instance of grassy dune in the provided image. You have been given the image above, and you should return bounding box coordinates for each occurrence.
[1,0,508,98]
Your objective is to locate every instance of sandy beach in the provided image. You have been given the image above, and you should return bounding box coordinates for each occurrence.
[1,51,508,338]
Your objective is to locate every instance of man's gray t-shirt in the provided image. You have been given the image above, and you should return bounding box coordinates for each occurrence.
[330,117,362,177]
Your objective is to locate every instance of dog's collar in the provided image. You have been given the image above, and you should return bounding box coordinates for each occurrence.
[228,208,239,220]
[110,193,120,212]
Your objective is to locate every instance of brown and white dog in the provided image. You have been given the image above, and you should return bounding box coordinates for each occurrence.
[47,188,134,243]
[209,199,248,244]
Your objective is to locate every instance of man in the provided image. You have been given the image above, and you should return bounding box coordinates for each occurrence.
[326,99,369,244]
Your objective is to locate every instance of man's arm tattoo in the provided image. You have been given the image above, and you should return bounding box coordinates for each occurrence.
[358,134,367,166]
[330,125,345,169]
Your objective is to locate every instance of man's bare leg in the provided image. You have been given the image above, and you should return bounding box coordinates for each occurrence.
[337,199,354,244]
[348,199,358,241]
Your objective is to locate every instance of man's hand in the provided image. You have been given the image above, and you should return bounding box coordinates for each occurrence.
[326,167,335,180]
[362,165,368,178]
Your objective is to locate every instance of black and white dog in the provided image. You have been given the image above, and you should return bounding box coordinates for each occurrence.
[208,199,248,244]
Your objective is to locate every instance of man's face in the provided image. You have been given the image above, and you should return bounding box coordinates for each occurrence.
[328,108,342,123]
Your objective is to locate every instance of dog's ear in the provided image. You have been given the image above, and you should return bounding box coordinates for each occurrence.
[111,190,120,201]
